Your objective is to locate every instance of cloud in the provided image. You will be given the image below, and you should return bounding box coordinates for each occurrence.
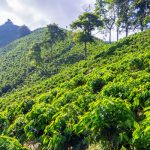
[0,0,96,30]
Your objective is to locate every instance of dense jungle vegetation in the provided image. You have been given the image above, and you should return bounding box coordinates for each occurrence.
[0,0,150,149]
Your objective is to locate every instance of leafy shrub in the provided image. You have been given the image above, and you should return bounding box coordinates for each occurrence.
[38,91,57,103]
[4,104,18,123]
[7,115,26,143]
[53,91,78,108]
[16,100,35,114]
[0,136,29,150]
[43,103,83,150]
[91,78,105,93]
[102,83,130,99]
[0,113,8,134]
[75,98,135,149]
[133,107,150,149]
[129,58,144,70]
[24,103,56,140]
[72,75,86,87]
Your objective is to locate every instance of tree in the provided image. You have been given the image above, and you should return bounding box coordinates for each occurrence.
[28,43,42,67]
[113,0,123,41]
[95,0,116,43]
[116,0,134,37]
[132,0,150,31]
[28,43,48,75]
[70,12,103,59]
[45,24,66,58]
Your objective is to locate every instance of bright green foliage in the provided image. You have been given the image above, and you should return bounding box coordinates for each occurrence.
[133,107,150,149]
[7,115,26,143]
[0,28,149,150]
[75,98,135,149]
[24,103,56,140]
[0,136,29,150]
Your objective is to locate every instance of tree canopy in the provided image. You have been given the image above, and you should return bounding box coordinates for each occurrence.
[71,12,103,59]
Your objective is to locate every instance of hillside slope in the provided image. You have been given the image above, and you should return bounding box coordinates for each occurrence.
[0,26,105,96]
[0,30,150,150]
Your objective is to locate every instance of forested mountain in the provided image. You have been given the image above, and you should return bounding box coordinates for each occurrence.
[0,26,149,149]
[0,19,31,47]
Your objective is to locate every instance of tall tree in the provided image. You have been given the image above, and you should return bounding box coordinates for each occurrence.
[112,0,123,41]
[116,0,134,37]
[132,0,150,31]
[70,12,103,59]
[95,0,116,43]
[28,43,48,75]
[45,24,66,58]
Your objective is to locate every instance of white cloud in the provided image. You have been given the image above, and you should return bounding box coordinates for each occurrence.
[1,0,127,41]
[0,0,96,30]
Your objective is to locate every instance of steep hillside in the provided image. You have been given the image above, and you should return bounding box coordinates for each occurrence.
[0,26,105,96]
[0,19,31,47]
[0,27,46,95]
[0,30,149,149]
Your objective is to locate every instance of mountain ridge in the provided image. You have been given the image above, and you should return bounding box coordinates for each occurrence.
[0,19,31,47]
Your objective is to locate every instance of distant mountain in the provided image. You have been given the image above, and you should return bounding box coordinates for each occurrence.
[0,19,31,47]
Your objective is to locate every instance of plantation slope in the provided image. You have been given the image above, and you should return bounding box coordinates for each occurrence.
[0,26,106,96]
[0,30,150,150]
[0,28,46,95]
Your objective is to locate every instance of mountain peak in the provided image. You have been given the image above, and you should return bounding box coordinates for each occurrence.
[0,19,31,47]
[4,19,13,25]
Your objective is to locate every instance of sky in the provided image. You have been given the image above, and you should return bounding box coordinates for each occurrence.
[0,0,95,30]
[0,0,130,41]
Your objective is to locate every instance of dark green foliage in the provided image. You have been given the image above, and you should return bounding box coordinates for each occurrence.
[129,58,144,70]
[91,78,105,93]
[72,75,86,87]
[7,115,26,143]
[45,24,67,56]
[16,100,35,114]
[0,113,8,134]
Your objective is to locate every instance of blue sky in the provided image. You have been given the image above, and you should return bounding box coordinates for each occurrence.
[0,0,95,30]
